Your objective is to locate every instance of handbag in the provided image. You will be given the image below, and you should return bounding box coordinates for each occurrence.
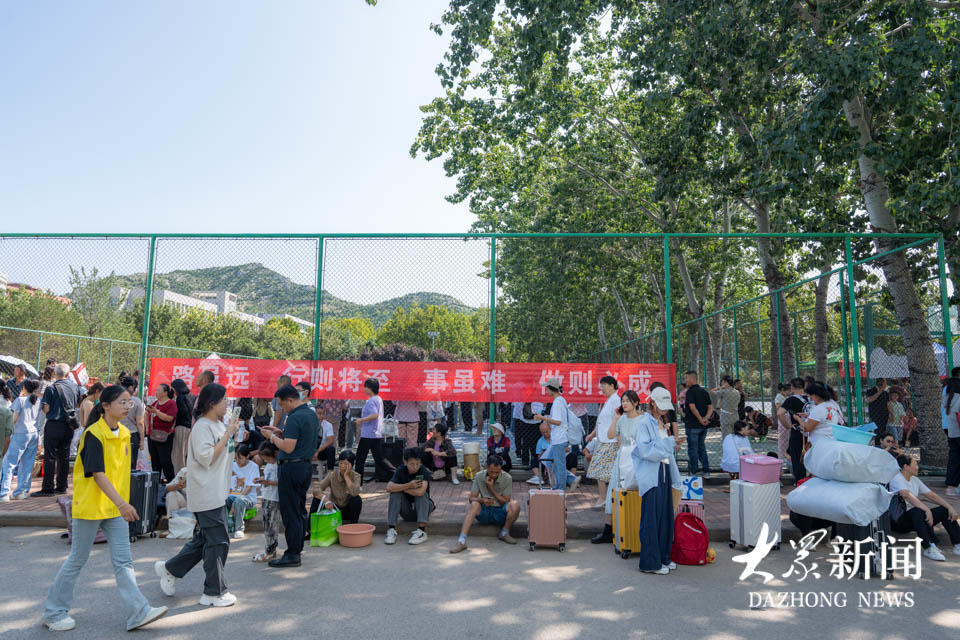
[310,498,342,547]
[888,493,907,523]
[618,442,638,489]
[54,382,80,430]
[522,403,534,420]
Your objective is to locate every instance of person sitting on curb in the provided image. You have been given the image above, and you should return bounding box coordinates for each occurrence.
[310,450,363,524]
[450,454,519,553]
[421,424,460,484]
[385,447,435,546]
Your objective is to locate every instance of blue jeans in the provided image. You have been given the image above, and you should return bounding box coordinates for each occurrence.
[546,444,568,490]
[44,516,152,629]
[686,427,710,475]
[226,494,257,534]
[0,431,40,497]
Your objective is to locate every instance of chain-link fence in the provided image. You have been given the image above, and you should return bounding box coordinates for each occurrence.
[0,233,954,467]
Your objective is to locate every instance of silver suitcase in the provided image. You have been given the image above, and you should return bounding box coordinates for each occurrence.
[729,479,781,550]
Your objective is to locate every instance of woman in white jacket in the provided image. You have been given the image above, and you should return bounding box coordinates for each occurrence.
[155,383,240,608]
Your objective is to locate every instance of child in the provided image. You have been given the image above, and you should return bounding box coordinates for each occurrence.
[315,405,336,476]
[887,390,906,444]
[535,434,579,490]
[226,444,259,540]
[253,442,281,562]
[721,421,756,488]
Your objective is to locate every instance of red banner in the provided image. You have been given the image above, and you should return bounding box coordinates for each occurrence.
[148,358,676,403]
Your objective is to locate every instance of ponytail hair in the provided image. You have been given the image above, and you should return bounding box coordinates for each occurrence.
[85,384,127,428]
[23,379,40,405]
[194,383,227,420]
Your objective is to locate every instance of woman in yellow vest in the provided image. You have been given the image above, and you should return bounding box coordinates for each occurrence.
[42,384,168,632]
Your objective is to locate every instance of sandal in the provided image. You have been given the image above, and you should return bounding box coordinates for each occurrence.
[253,552,276,563]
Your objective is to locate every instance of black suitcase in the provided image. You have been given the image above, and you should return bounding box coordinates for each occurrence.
[129,470,160,542]
[377,437,405,482]
[834,512,894,579]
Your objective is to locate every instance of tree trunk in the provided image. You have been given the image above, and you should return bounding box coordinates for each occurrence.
[710,277,725,383]
[611,286,641,362]
[844,94,947,466]
[755,201,798,396]
[814,263,833,382]
[597,314,608,363]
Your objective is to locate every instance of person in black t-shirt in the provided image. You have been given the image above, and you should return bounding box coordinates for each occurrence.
[681,371,715,476]
[384,448,435,546]
[777,378,808,483]
[35,364,81,496]
[865,378,890,436]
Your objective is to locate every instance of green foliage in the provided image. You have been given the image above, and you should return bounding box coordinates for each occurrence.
[377,304,487,359]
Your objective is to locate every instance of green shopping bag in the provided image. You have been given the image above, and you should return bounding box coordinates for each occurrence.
[309,500,342,547]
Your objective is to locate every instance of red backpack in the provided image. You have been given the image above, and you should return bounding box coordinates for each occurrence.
[671,512,709,565]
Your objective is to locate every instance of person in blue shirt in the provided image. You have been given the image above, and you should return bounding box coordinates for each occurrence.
[630,391,684,575]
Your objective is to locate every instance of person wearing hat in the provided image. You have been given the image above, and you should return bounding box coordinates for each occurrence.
[534,377,570,491]
[486,422,512,472]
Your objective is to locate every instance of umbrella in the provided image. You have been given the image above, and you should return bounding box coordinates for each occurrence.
[0,355,40,378]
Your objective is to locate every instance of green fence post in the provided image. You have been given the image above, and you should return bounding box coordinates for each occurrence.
[137,236,158,398]
[36,333,43,372]
[663,236,673,378]
[863,303,874,381]
[700,317,708,385]
[845,236,864,424]
[792,311,800,374]
[75,338,81,368]
[938,235,955,372]
[774,293,784,384]
[839,271,853,422]
[313,237,324,360]
[733,306,740,379]
[757,300,765,412]
[107,341,114,382]
[488,237,497,426]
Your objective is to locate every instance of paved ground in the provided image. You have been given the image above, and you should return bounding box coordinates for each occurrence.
[1,525,957,640]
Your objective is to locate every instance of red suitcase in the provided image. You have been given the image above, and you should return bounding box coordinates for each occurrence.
[527,489,566,552]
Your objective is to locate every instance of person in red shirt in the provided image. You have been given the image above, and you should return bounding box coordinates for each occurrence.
[145,383,178,483]
[486,423,512,472]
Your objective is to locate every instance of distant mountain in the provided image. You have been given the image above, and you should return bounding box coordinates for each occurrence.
[112,263,475,325]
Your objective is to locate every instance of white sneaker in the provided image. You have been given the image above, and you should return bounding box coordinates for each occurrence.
[923,546,946,562]
[451,476,460,485]
[946,487,960,496]
[408,529,428,545]
[0,495,9,503]
[667,561,677,570]
[642,566,670,575]
[231,531,245,540]
[12,493,26,500]
[126,605,168,631]
[568,476,582,491]
[384,528,397,545]
[199,592,237,607]
[154,561,177,596]
[526,477,541,485]
[953,544,960,557]
[44,616,76,631]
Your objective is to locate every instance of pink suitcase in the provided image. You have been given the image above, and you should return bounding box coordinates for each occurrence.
[739,455,781,484]
[527,489,566,552]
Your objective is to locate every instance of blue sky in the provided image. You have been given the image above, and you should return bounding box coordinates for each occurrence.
[0,0,471,235]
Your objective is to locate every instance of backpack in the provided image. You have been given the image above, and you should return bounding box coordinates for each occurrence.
[54,381,80,430]
[522,403,534,420]
[671,512,709,565]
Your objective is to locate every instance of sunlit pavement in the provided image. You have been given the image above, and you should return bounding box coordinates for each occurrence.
[2,526,959,639]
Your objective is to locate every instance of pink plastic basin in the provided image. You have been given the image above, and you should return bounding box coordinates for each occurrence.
[337,523,375,548]
[739,455,781,484]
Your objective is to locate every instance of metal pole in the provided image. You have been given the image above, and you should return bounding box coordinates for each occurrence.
[107,341,114,382]
[938,235,955,372]
[774,293,784,384]
[733,306,740,379]
[839,271,853,422]
[757,300,765,413]
[700,317,708,385]
[663,236,674,380]
[792,311,800,375]
[488,237,497,425]
[75,338,81,368]
[313,237,324,360]
[36,333,43,372]
[845,236,864,424]
[137,236,158,398]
